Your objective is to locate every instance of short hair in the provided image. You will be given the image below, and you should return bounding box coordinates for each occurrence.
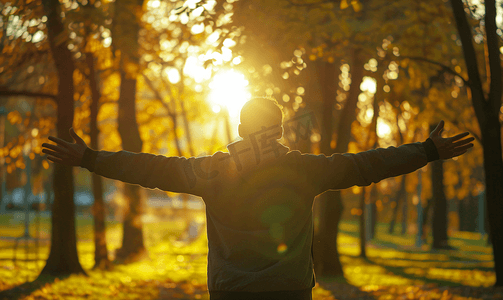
[239,97,284,131]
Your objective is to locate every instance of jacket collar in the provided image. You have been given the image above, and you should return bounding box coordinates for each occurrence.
[226,138,289,172]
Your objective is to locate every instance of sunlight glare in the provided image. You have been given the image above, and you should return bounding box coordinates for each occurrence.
[377,118,392,138]
[212,105,221,113]
[166,68,180,84]
[149,0,160,8]
[232,56,242,65]
[191,23,205,34]
[360,76,377,94]
[209,70,251,118]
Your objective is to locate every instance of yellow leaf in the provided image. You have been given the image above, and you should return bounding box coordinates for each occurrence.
[340,0,349,9]
[351,1,363,12]
[351,0,363,12]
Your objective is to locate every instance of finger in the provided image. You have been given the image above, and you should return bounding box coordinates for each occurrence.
[48,136,73,149]
[453,143,474,152]
[452,150,468,158]
[48,155,77,166]
[70,128,86,145]
[46,156,68,165]
[431,120,444,136]
[451,137,475,148]
[48,136,81,155]
[42,148,69,160]
[448,132,470,142]
[42,143,71,154]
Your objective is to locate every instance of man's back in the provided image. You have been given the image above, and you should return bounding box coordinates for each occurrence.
[200,139,317,292]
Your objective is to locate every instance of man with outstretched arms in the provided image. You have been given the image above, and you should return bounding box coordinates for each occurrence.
[42,98,474,300]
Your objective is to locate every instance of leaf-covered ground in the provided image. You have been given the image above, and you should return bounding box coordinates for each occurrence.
[0,213,501,299]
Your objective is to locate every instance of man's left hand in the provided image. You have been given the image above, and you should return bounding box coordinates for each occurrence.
[42,128,87,166]
[429,120,474,160]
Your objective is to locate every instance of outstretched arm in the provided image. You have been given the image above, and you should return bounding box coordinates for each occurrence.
[306,120,474,193]
[42,128,207,196]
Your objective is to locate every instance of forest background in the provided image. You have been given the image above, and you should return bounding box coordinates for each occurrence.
[0,0,502,299]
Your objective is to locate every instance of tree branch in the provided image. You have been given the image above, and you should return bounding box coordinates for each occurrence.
[0,88,57,100]
[141,73,173,116]
[285,0,334,7]
[449,0,486,128]
[142,73,184,156]
[399,56,468,85]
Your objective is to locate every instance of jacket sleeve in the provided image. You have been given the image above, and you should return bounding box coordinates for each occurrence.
[81,149,219,197]
[303,140,438,195]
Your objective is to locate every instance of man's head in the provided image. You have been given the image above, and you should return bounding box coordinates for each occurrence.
[238,97,284,140]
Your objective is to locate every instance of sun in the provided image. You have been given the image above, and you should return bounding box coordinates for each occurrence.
[208,69,251,118]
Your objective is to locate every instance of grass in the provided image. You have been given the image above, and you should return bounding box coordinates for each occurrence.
[337,220,495,287]
[0,212,500,299]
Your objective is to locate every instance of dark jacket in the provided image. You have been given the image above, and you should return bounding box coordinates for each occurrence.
[83,138,438,292]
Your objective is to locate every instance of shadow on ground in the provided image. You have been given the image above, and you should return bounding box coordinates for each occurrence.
[318,275,377,300]
[0,274,60,300]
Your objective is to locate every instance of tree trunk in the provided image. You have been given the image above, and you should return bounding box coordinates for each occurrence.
[421,198,432,242]
[458,197,466,232]
[458,195,476,232]
[86,53,112,270]
[450,0,503,285]
[389,176,406,234]
[112,0,147,263]
[313,60,340,277]
[431,125,449,249]
[401,189,408,235]
[365,59,384,242]
[319,62,337,155]
[39,0,86,276]
[314,191,344,277]
[315,49,364,277]
[389,108,406,235]
[367,185,377,241]
[481,118,503,285]
[115,70,147,263]
[359,188,366,258]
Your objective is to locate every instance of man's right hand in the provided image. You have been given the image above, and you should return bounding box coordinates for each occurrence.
[429,120,474,160]
[42,128,88,166]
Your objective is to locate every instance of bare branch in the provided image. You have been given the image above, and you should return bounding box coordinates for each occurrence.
[0,88,57,100]
[285,0,334,7]
[399,55,468,85]
[141,73,173,116]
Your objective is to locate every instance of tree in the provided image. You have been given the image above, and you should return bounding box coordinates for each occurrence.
[87,50,113,269]
[430,123,449,249]
[39,0,86,276]
[388,175,407,234]
[111,0,148,263]
[60,0,115,270]
[387,104,418,236]
[79,1,114,270]
[449,0,503,286]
